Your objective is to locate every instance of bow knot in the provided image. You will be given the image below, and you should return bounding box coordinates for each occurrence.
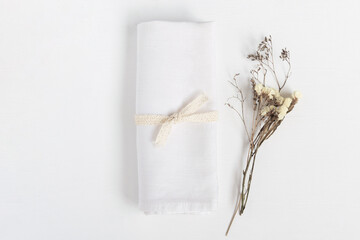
[135,93,218,146]
[168,113,181,124]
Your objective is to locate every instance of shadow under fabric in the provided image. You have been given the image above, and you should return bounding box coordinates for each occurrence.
[135,21,218,214]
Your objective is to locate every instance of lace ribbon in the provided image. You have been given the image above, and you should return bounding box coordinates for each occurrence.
[135,93,218,146]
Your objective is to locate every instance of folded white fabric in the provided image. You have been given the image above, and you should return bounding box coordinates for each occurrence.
[136,21,218,214]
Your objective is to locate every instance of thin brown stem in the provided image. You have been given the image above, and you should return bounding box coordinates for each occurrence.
[279,59,291,91]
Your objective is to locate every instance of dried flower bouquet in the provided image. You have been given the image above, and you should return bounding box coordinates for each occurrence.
[225,36,301,235]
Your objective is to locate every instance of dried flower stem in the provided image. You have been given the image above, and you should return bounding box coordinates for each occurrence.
[225,36,300,236]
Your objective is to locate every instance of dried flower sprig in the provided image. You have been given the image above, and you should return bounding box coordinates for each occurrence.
[225,36,301,235]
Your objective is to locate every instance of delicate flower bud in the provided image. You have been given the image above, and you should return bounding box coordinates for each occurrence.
[261,87,275,99]
[283,98,292,108]
[277,105,288,120]
[261,106,270,116]
[292,91,302,99]
[276,96,284,104]
[254,84,263,95]
[278,112,286,120]
[273,89,281,98]
[268,88,276,99]
[262,86,270,94]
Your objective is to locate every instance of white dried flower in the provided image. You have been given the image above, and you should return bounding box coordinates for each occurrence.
[268,88,276,99]
[278,105,288,113]
[278,112,286,120]
[275,95,284,104]
[292,91,302,99]
[262,105,276,116]
[261,87,276,99]
[273,89,281,98]
[254,84,263,95]
[277,105,288,120]
[283,98,292,108]
[261,86,270,94]
[261,106,271,116]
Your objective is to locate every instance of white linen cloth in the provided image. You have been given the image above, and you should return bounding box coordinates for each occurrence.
[136,21,218,214]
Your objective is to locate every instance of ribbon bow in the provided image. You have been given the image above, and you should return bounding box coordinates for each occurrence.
[135,93,218,146]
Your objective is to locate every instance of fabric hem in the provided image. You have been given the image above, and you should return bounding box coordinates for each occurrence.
[139,201,217,215]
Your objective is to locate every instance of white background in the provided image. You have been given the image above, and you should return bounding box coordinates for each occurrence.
[1,0,359,239]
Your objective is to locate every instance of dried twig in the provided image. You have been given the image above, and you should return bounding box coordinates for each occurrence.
[225,36,301,236]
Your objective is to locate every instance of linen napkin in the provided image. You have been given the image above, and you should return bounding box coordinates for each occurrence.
[136,21,218,214]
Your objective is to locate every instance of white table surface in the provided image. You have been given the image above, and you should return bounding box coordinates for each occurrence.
[1,0,359,239]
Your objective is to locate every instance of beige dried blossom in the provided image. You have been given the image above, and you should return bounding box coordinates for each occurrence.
[255,84,264,95]
[292,91,302,99]
[261,106,271,116]
[275,95,284,104]
[277,105,288,120]
[283,97,292,108]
